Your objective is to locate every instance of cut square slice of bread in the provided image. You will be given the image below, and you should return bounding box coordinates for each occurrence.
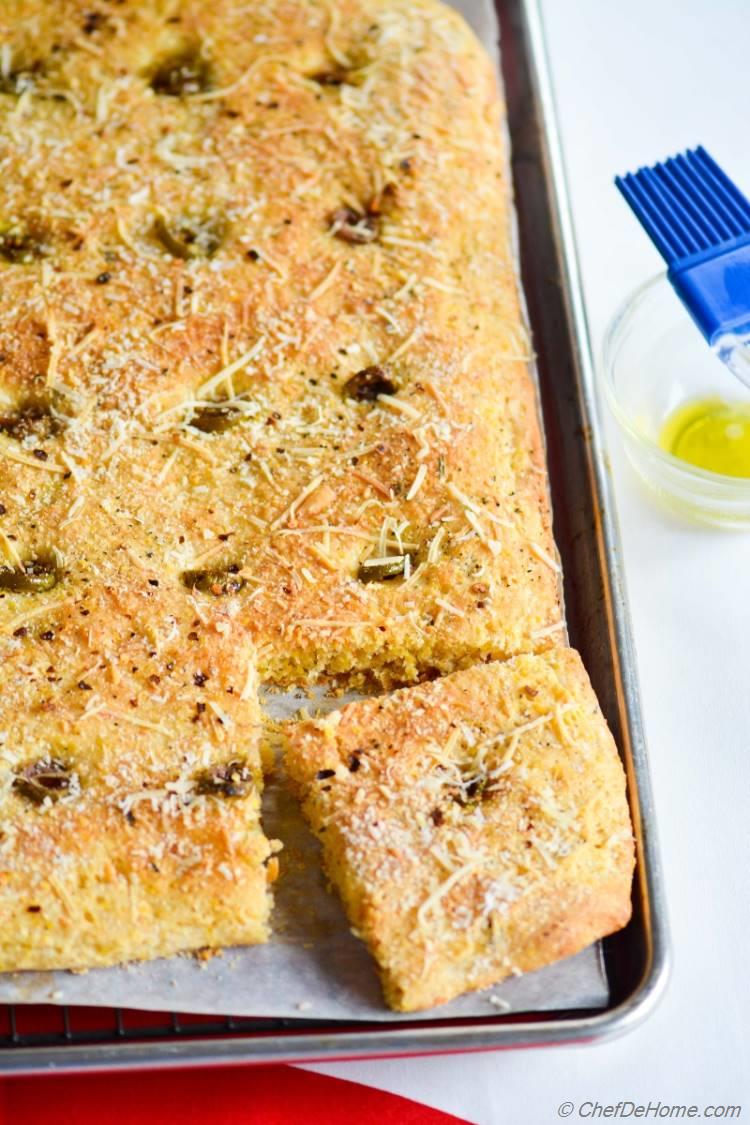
[284,649,634,1011]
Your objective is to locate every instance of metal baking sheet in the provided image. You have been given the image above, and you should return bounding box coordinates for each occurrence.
[0,0,668,1070]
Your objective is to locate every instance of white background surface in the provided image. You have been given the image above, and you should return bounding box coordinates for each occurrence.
[303,1,750,1119]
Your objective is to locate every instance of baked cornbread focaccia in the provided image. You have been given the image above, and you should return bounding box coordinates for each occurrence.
[284,649,634,1011]
[0,584,278,971]
[0,0,560,692]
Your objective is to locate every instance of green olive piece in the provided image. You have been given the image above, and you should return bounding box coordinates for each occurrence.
[0,399,64,442]
[181,565,244,596]
[357,555,411,583]
[0,60,43,97]
[196,759,253,798]
[153,215,225,260]
[0,554,60,593]
[13,758,73,805]
[188,404,240,434]
[149,47,212,97]
[0,225,52,264]
[457,776,489,806]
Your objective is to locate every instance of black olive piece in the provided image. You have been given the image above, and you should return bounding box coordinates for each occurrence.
[149,47,212,97]
[312,70,347,87]
[13,758,73,805]
[329,206,378,244]
[188,404,240,434]
[316,769,336,780]
[0,226,52,264]
[342,365,396,401]
[0,399,65,442]
[357,554,413,584]
[181,566,244,596]
[153,214,225,260]
[196,759,253,798]
[82,10,107,34]
[0,553,60,594]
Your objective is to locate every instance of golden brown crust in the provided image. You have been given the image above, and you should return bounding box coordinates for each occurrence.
[284,649,634,1011]
[0,0,560,692]
[0,583,277,970]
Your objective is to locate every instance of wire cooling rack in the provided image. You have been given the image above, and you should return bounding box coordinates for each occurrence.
[0,1004,329,1050]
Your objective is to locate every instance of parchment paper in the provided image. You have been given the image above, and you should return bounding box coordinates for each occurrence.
[0,1,609,1020]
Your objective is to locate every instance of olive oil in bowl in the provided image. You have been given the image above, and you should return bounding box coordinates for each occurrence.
[603,274,750,526]
[659,398,750,478]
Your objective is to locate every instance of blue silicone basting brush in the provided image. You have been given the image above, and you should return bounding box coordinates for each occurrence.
[616,145,750,387]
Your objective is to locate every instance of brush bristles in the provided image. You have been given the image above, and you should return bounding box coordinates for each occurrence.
[616,146,750,265]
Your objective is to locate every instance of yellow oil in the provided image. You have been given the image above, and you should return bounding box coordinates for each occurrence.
[659,398,750,478]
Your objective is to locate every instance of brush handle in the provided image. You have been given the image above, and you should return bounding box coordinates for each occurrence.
[669,237,750,345]
[719,340,750,390]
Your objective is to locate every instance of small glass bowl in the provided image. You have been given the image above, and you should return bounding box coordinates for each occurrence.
[601,273,750,529]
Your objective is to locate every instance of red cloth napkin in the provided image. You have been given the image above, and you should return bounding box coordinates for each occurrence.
[0,1065,472,1124]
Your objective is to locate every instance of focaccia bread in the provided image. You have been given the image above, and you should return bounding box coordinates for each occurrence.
[284,649,634,1011]
[0,0,560,692]
[0,0,587,989]
[0,584,278,971]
